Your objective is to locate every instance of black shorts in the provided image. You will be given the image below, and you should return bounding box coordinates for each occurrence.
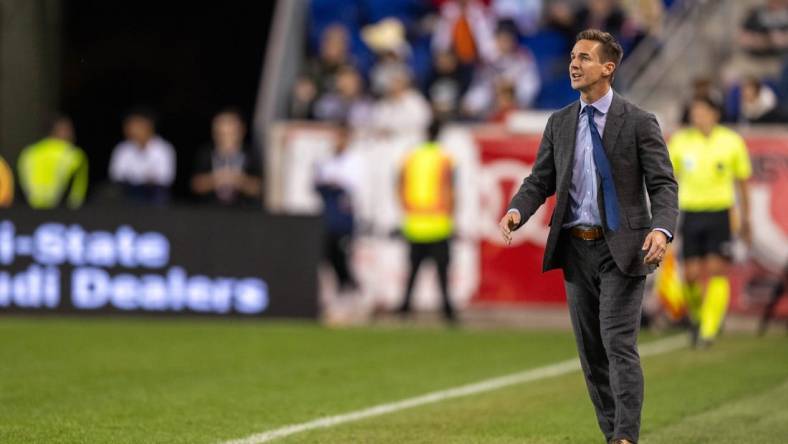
[680,210,732,259]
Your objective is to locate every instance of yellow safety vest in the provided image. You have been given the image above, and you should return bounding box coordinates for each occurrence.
[401,142,454,243]
[668,125,751,212]
[18,137,88,209]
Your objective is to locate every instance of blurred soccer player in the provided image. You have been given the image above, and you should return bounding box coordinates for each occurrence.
[668,95,752,347]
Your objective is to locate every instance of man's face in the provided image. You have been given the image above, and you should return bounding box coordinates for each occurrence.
[741,82,758,104]
[52,119,75,143]
[321,26,348,63]
[336,70,361,97]
[495,31,516,55]
[123,116,154,146]
[388,72,409,97]
[212,113,245,153]
[569,39,614,92]
[689,100,719,129]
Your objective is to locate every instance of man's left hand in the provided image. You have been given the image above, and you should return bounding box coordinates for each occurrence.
[642,230,668,265]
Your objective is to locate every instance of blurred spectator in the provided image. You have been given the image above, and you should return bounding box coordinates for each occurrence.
[572,0,627,42]
[680,77,725,125]
[314,65,374,127]
[288,76,318,120]
[371,67,433,135]
[491,0,544,36]
[545,1,577,37]
[739,0,788,57]
[290,24,355,120]
[740,76,785,124]
[17,115,87,209]
[397,120,456,321]
[191,109,262,206]
[362,18,414,97]
[427,50,467,121]
[109,108,175,205]
[462,20,540,118]
[306,24,355,95]
[488,79,518,122]
[621,0,664,43]
[0,155,13,208]
[432,0,498,66]
[314,124,362,293]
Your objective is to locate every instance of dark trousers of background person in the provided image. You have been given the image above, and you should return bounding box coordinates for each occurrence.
[324,233,356,292]
[399,239,455,320]
[561,232,645,443]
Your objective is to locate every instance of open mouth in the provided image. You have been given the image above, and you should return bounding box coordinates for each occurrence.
[571,73,583,80]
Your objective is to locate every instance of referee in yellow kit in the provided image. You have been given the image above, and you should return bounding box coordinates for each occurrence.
[668,95,752,347]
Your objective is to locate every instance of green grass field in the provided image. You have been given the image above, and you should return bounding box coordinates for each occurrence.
[1,317,787,444]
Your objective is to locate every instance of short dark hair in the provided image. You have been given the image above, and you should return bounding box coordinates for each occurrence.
[575,29,623,80]
[691,94,722,115]
[214,106,245,122]
[124,106,157,126]
[47,112,72,132]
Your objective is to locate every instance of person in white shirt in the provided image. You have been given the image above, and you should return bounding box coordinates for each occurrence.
[371,68,432,137]
[109,108,176,204]
[314,124,363,292]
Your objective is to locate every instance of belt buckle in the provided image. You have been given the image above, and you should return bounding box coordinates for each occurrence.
[573,225,602,241]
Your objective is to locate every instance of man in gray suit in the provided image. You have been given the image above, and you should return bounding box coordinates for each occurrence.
[499,30,678,444]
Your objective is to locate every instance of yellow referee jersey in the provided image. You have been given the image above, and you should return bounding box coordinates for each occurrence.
[668,125,751,212]
[18,137,88,209]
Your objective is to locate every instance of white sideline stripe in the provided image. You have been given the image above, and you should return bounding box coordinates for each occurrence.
[222,335,686,444]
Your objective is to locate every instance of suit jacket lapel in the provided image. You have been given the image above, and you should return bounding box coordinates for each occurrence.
[553,101,579,223]
[559,101,580,175]
[602,94,626,157]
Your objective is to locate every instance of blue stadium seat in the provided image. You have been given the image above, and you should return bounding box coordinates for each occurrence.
[522,30,575,109]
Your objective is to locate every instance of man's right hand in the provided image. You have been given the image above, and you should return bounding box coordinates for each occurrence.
[499,210,521,246]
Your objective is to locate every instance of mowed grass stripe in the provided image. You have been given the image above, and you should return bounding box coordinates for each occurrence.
[0,317,578,443]
[641,378,788,443]
[276,335,788,444]
[1,318,785,444]
[224,336,686,444]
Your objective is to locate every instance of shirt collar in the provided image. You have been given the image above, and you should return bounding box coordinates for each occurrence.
[579,87,614,115]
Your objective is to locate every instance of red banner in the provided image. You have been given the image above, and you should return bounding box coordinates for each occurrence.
[729,133,788,315]
[473,128,788,313]
[474,131,565,304]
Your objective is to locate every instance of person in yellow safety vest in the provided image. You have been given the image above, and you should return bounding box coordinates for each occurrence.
[397,120,457,322]
[18,115,88,209]
[668,95,752,348]
[0,155,14,207]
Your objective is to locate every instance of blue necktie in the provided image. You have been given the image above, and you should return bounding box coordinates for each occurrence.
[585,105,620,231]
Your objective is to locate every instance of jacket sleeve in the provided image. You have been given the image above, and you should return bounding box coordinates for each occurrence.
[637,112,679,235]
[507,114,557,229]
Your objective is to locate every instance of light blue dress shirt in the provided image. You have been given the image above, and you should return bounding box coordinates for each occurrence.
[563,87,613,228]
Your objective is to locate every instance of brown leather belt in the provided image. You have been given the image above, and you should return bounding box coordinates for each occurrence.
[569,225,604,241]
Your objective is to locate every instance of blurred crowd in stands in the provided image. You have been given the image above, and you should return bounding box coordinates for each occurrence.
[3,0,788,212]
[290,0,788,128]
[289,0,671,126]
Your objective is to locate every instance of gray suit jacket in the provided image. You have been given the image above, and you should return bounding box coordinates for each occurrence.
[508,93,679,276]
